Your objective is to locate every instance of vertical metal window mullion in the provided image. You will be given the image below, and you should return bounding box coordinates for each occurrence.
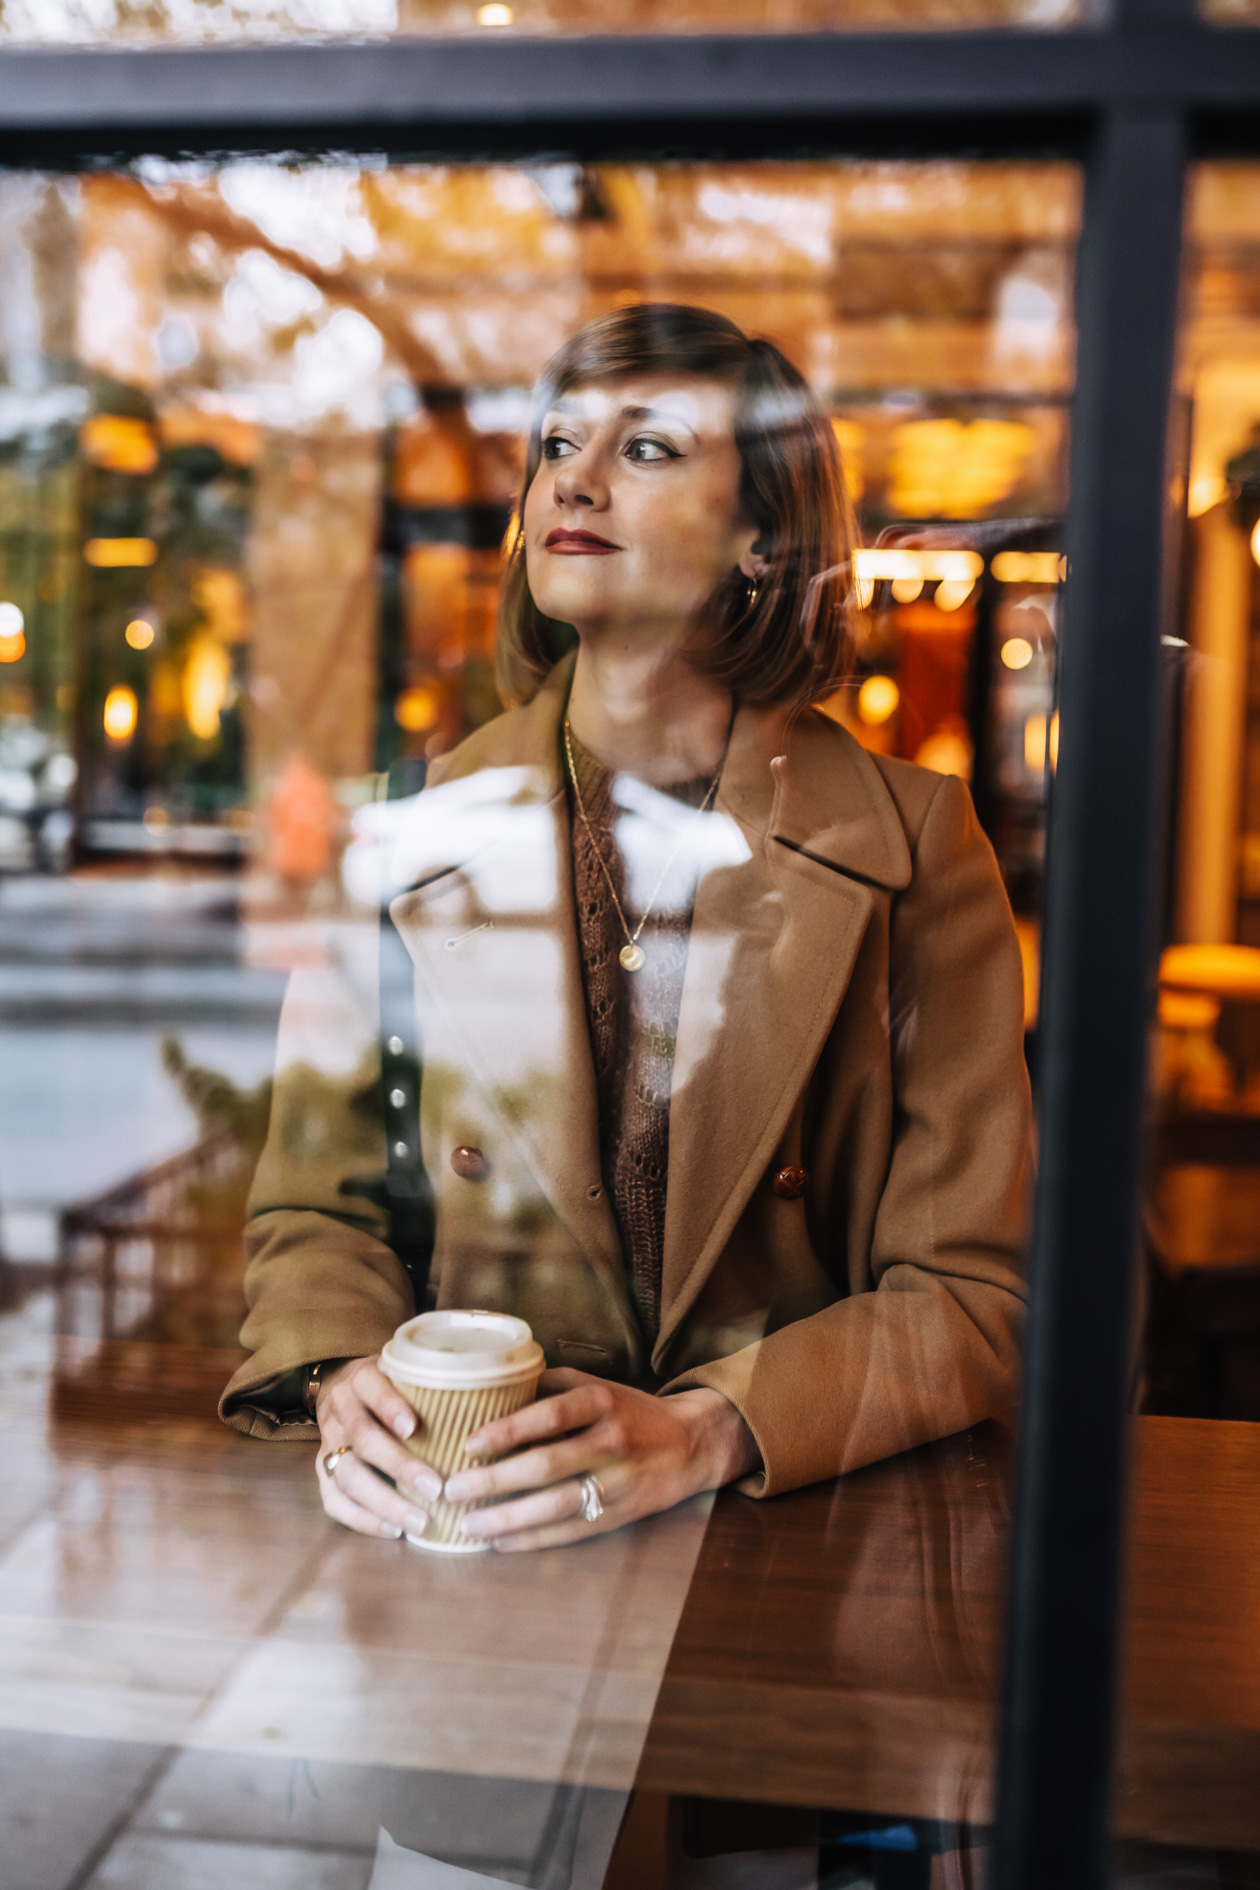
[991,103,1188,1890]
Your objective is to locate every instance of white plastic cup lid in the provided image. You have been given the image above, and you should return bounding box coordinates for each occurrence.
[380,1309,544,1390]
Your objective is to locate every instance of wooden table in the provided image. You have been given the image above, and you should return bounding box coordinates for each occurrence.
[12,1383,1260,1879]
[635,1414,1260,1855]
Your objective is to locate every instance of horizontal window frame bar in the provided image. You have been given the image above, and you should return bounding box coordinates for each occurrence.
[1,28,1260,152]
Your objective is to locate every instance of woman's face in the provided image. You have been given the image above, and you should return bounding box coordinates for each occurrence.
[522,372,761,638]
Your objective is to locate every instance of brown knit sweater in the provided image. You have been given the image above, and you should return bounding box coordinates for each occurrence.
[565,731,717,1343]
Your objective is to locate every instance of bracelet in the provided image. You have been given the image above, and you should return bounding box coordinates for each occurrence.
[305,1359,340,1420]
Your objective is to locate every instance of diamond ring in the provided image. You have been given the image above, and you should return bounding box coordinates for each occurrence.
[578,1473,605,1523]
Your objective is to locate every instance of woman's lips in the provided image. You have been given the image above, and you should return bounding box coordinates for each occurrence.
[544,528,620,554]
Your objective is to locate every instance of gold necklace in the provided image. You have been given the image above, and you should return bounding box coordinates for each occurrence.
[563,719,722,973]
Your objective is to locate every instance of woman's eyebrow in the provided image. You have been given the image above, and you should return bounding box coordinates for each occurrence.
[620,403,698,439]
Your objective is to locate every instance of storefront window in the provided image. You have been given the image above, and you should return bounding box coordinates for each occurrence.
[0,155,1078,1888]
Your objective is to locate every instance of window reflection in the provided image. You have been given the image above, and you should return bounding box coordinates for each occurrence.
[0,156,1077,1888]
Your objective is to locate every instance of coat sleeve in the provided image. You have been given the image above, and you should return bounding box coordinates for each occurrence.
[667,771,1032,1495]
[218,926,416,1439]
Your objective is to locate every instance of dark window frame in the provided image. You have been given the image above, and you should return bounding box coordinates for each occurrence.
[10,9,1256,1886]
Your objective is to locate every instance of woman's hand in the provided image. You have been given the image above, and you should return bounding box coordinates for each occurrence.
[442,1368,761,1552]
[314,1356,442,1540]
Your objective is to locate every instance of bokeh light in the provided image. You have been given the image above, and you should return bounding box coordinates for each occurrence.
[103,685,138,743]
[858,674,900,726]
[395,685,441,732]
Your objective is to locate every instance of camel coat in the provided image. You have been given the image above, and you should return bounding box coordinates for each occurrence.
[221,656,1031,1497]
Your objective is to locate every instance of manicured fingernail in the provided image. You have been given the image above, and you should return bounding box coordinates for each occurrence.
[444,1474,469,1501]
[403,1510,428,1536]
[380,1521,404,1539]
[460,1512,485,1537]
[393,1412,416,1439]
[411,1467,441,1499]
[465,1432,486,1454]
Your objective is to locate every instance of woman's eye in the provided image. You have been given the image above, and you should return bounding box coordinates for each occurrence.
[625,436,678,464]
[541,436,577,460]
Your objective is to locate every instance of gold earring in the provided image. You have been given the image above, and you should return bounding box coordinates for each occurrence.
[746,575,760,609]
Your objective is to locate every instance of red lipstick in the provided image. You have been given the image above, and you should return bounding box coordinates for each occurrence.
[544,527,619,554]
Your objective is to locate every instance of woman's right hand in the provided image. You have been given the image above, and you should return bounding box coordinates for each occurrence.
[314,1356,442,1540]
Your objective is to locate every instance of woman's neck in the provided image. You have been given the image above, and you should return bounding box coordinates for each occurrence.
[565,624,733,787]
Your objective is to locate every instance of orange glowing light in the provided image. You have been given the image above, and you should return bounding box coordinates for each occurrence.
[395,685,441,733]
[992,550,1065,586]
[103,685,138,743]
[85,538,158,569]
[1002,636,1035,671]
[1024,711,1060,773]
[125,618,155,650]
[0,632,24,663]
[857,675,899,727]
[80,415,158,476]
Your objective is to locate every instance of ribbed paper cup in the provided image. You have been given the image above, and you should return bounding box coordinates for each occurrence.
[379,1309,545,1553]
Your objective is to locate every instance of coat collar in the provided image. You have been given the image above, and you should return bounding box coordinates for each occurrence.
[386,656,912,1366]
[401,651,913,898]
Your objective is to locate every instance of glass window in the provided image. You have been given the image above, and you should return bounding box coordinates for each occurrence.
[1117,158,1260,1885]
[0,154,1078,1889]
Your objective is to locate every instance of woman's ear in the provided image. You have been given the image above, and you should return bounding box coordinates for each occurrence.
[737,529,772,583]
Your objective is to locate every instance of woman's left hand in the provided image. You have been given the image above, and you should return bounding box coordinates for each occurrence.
[441,1369,761,1551]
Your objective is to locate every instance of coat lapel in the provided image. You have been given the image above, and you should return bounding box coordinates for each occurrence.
[656,704,913,1363]
[377,655,916,1375]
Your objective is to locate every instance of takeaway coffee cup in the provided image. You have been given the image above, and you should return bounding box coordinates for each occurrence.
[379,1309,545,1553]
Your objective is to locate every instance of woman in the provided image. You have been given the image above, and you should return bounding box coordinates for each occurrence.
[221,303,1031,1554]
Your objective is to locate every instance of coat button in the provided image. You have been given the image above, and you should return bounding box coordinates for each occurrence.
[771,1165,808,1200]
[450,1145,489,1181]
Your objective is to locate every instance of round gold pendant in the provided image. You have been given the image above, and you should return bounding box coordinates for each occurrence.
[619,942,646,972]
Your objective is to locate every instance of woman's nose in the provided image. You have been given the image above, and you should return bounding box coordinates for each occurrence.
[553,453,608,510]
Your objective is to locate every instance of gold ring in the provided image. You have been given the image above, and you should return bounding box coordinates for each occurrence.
[578,1473,604,1523]
[321,1445,353,1480]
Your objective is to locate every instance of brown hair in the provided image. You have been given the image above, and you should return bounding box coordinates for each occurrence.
[495,303,855,711]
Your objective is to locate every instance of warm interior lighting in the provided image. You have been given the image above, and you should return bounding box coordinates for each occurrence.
[1250,517,1260,569]
[80,414,159,476]
[854,548,984,585]
[1157,989,1220,1031]
[103,685,138,743]
[1002,636,1035,670]
[831,418,865,504]
[125,618,155,650]
[395,685,441,733]
[1188,473,1225,519]
[853,574,875,610]
[887,418,1033,519]
[1159,942,1260,999]
[934,577,976,613]
[0,601,24,662]
[991,550,1064,585]
[890,574,924,604]
[183,638,231,742]
[85,537,158,569]
[857,675,900,726]
[476,2,513,20]
[1024,710,1060,772]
